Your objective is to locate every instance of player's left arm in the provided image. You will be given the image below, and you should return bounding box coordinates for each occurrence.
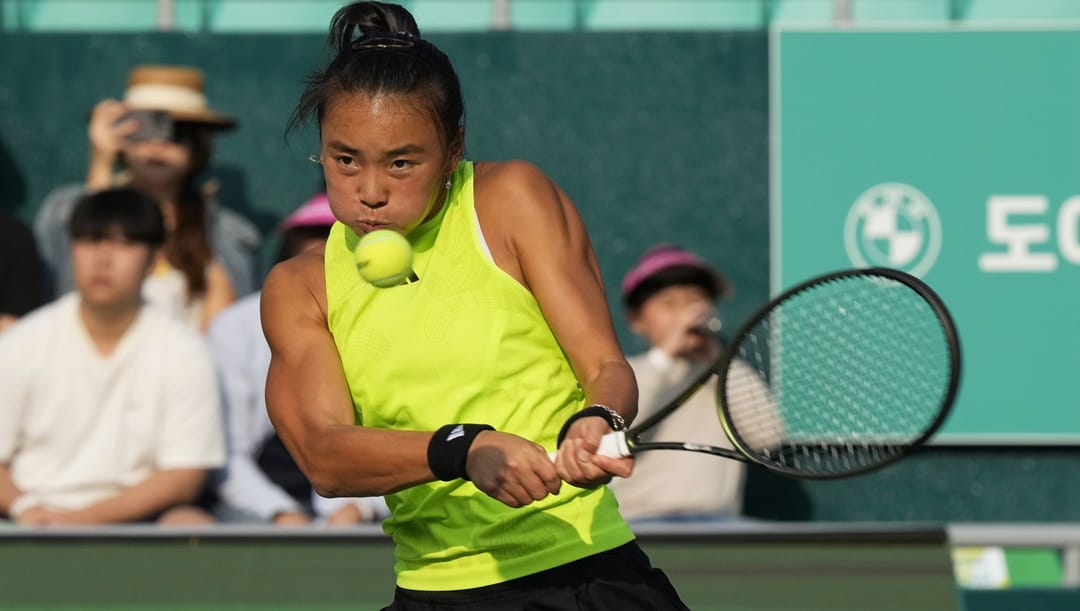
[476,161,636,487]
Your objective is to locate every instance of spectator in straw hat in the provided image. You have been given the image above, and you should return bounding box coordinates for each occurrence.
[35,64,260,332]
[208,193,388,526]
[609,244,760,523]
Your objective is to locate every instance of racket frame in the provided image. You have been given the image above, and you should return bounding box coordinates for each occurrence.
[622,267,962,479]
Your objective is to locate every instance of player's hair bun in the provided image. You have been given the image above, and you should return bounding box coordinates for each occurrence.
[330,1,421,53]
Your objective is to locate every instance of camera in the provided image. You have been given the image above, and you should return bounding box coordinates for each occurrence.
[116,109,174,142]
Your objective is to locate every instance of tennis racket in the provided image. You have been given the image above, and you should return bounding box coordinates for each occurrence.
[596,267,961,479]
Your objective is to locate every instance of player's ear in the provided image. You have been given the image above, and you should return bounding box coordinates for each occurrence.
[448,126,464,167]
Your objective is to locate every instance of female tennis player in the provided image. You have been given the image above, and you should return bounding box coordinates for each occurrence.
[262,2,687,609]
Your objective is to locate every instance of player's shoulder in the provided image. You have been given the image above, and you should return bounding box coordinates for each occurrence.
[474,160,554,195]
[264,251,325,294]
[262,251,328,323]
[473,160,566,221]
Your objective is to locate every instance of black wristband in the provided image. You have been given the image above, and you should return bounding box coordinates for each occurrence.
[557,405,627,447]
[427,423,494,481]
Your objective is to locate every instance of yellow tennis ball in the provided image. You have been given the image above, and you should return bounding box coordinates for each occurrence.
[353,229,413,288]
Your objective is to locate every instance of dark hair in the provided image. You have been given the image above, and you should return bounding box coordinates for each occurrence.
[277,224,333,263]
[69,187,166,247]
[168,124,214,300]
[290,1,465,150]
[117,122,214,299]
[623,265,725,313]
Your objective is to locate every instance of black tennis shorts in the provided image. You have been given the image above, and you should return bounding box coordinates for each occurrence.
[382,540,689,610]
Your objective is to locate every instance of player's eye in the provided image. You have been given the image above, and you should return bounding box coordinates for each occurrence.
[390,159,414,170]
[335,156,356,168]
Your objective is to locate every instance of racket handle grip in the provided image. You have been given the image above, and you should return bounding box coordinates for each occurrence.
[597,431,631,457]
[547,431,631,461]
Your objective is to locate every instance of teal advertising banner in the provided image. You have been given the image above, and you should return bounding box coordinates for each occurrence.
[773,27,1080,443]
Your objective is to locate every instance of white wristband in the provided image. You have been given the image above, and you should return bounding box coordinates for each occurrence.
[7,494,40,519]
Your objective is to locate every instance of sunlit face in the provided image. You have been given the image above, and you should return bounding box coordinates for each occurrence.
[71,232,156,311]
[629,284,716,357]
[319,91,461,236]
[122,138,193,184]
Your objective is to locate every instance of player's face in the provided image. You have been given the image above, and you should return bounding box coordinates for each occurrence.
[629,284,716,358]
[71,231,155,311]
[318,91,461,236]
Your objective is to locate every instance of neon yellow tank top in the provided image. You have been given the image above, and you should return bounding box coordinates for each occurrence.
[324,161,633,591]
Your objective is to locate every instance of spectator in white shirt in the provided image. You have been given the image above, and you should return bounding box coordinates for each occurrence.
[0,187,224,525]
[609,244,748,523]
[209,194,387,525]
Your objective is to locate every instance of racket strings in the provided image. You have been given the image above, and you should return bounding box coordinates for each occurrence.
[722,274,953,476]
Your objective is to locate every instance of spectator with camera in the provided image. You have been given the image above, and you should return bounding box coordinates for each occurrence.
[35,65,259,331]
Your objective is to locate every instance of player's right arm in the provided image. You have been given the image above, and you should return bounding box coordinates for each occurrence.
[262,254,434,497]
[262,253,561,506]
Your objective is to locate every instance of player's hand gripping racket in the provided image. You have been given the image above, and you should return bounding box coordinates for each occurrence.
[597,267,961,479]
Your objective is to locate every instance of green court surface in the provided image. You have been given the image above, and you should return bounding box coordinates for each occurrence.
[0,523,961,611]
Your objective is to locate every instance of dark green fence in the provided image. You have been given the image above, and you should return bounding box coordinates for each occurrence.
[0,31,770,336]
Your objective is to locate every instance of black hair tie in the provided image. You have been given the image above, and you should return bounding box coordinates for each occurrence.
[352,31,417,50]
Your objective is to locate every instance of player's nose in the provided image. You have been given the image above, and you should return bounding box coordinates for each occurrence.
[357,171,388,208]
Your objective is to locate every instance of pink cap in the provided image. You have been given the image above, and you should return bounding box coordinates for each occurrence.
[281,193,336,230]
[621,244,730,300]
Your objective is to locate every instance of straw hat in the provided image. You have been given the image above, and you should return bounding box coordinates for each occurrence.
[123,65,236,130]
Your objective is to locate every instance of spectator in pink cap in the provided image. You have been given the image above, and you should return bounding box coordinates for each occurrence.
[280,193,335,231]
[207,193,387,525]
[609,244,761,523]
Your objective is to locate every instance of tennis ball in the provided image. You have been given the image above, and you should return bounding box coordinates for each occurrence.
[353,229,413,288]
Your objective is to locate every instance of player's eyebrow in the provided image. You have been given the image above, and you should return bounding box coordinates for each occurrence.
[383,144,425,157]
[326,140,360,155]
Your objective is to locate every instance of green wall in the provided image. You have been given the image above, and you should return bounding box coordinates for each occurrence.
[0,31,770,342]
[745,447,1080,522]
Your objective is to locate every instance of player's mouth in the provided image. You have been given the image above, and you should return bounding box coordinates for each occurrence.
[357,221,388,233]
